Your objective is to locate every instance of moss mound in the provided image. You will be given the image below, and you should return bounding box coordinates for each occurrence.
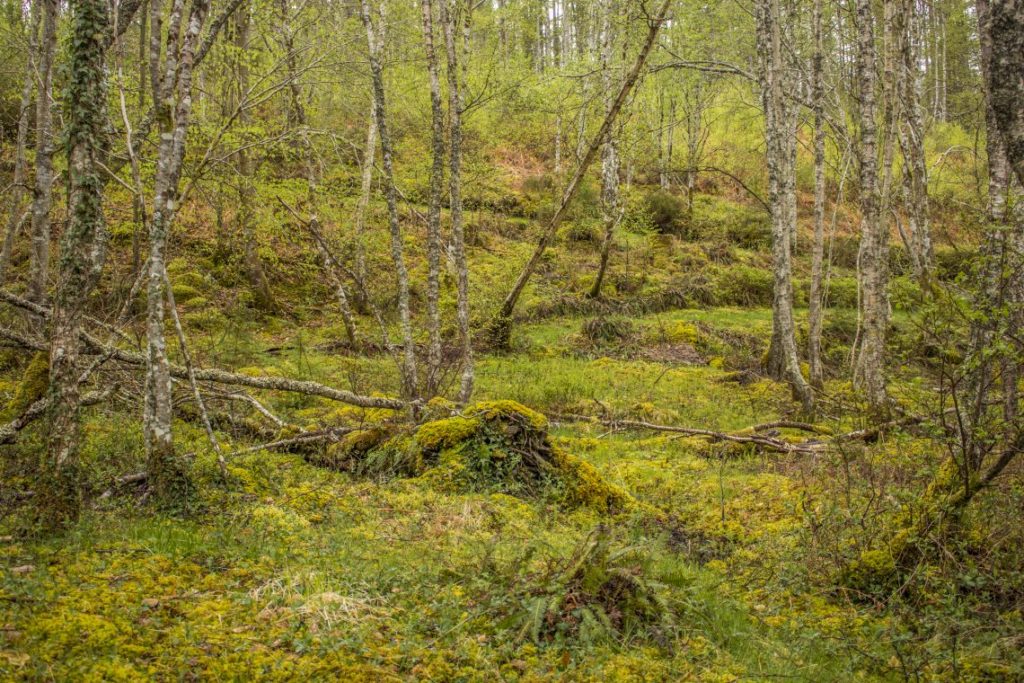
[324,400,635,513]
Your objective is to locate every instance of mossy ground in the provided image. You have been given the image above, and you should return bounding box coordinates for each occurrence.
[1,194,1019,681]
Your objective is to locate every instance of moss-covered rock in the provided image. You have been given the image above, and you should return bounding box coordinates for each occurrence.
[313,400,636,513]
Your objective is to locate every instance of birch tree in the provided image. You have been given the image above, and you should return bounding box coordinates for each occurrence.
[589,0,621,300]
[361,0,419,399]
[895,0,932,280]
[421,0,445,397]
[27,0,59,305]
[756,0,813,412]
[144,0,210,501]
[852,0,889,412]
[0,1,39,284]
[440,0,474,402]
[807,0,827,389]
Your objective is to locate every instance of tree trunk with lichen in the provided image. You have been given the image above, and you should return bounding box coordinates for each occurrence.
[38,0,109,531]
[896,0,932,281]
[440,0,474,403]
[589,0,620,301]
[976,0,1024,435]
[807,0,826,390]
[362,0,419,399]
[144,0,209,504]
[421,0,445,397]
[757,0,813,413]
[27,0,59,306]
[853,0,889,413]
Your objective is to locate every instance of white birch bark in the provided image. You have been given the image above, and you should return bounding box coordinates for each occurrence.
[440,0,474,403]
[361,0,419,399]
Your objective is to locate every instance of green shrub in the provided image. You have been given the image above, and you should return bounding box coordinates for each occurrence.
[644,190,685,235]
[712,265,774,307]
[934,247,975,282]
[825,277,859,309]
[724,213,771,250]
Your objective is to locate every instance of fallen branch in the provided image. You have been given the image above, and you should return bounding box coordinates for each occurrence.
[0,389,112,445]
[93,426,359,500]
[0,288,134,346]
[550,413,822,455]
[752,420,833,435]
[0,289,406,411]
[230,426,357,456]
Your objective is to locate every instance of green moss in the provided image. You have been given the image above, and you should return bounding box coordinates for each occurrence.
[415,416,482,452]
[325,428,391,462]
[6,351,49,415]
[171,283,203,304]
[466,400,548,431]
[840,549,898,593]
[549,446,635,514]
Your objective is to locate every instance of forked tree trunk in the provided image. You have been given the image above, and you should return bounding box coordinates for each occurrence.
[896,0,932,281]
[440,0,474,403]
[491,0,672,348]
[39,0,109,530]
[361,0,419,399]
[144,0,210,502]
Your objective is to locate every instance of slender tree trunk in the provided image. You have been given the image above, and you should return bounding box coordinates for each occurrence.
[361,0,419,399]
[353,103,377,309]
[27,0,59,305]
[589,0,620,301]
[896,0,932,280]
[0,1,40,284]
[808,0,827,389]
[491,0,672,348]
[440,0,474,403]
[421,0,445,397]
[757,0,813,412]
[658,88,668,189]
[684,80,705,222]
[976,0,1024,434]
[853,0,889,412]
[666,95,676,186]
[144,0,210,502]
[39,0,109,530]
[234,7,276,314]
[988,0,1024,188]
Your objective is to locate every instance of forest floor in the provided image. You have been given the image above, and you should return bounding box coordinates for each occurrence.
[1,191,1021,681]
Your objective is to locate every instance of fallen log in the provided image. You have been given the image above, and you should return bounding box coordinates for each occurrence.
[0,290,406,411]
